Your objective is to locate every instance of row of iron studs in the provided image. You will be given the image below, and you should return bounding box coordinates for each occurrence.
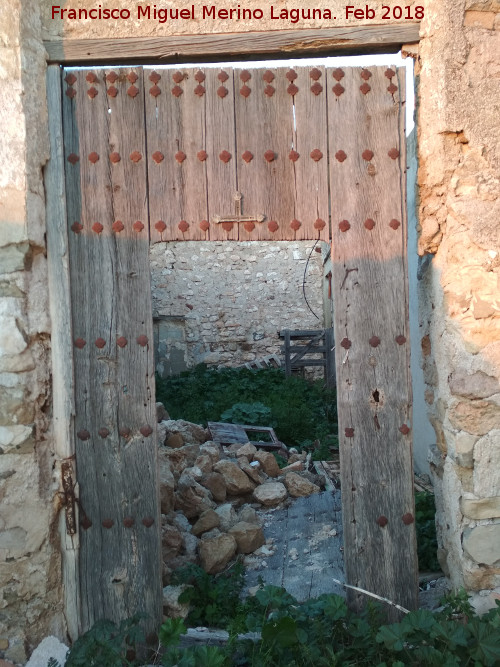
[65,68,398,100]
[80,515,155,531]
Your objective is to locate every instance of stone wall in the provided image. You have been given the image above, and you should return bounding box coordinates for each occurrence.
[0,0,497,661]
[150,241,325,375]
[417,1,500,590]
[0,1,65,663]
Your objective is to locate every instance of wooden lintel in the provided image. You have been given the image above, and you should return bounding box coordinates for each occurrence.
[43,24,420,64]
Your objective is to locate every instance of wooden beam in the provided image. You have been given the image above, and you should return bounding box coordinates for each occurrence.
[45,64,81,640]
[43,24,420,64]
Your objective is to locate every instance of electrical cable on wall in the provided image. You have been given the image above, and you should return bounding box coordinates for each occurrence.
[302,238,320,320]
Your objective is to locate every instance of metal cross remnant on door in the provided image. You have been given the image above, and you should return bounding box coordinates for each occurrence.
[212,191,265,225]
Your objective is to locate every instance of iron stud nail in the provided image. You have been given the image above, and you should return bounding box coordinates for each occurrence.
[395,335,407,345]
[369,336,380,347]
[310,149,323,162]
[171,86,183,97]
[345,427,355,437]
[399,424,410,435]
[332,68,345,81]
[130,151,142,163]
[240,70,251,82]
[150,85,161,97]
[107,86,118,98]
[178,220,189,233]
[81,516,92,529]
[127,85,139,98]
[219,150,231,163]
[268,221,278,232]
[388,148,400,159]
[77,429,90,441]
[112,220,124,233]
[287,83,299,96]
[74,337,86,348]
[194,85,205,97]
[360,69,372,80]
[339,220,350,232]
[242,151,253,163]
[149,71,161,84]
[106,71,118,83]
[92,222,103,234]
[109,152,121,163]
[152,151,164,163]
[335,150,347,162]
[377,516,388,527]
[172,71,184,83]
[95,337,106,348]
[364,219,375,230]
[136,335,148,347]
[289,150,299,162]
[340,338,351,349]
[264,150,275,163]
[175,151,186,163]
[102,519,114,529]
[67,153,79,164]
[217,86,228,98]
[390,219,401,230]
[87,87,98,99]
[71,222,83,233]
[98,428,110,438]
[362,150,374,161]
[332,84,345,97]
[65,73,77,85]
[264,85,275,97]
[119,427,131,438]
[218,71,229,82]
[263,70,275,83]
[360,83,371,95]
[240,85,251,98]
[200,220,210,232]
[314,219,326,230]
[310,82,323,96]
[402,513,414,525]
[117,336,128,347]
[290,219,301,231]
[197,150,208,161]
[127,72,138,84]
[133,220,144,232]
[286,69,298,81]
[123,517,134,528]
[155,221,166,233]
[142,517,155,527]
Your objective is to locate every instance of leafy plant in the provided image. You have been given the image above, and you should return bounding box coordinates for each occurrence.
[415,491,440,571]
[156,365,338,450]
[220,402,274,428]
[51,613,146,666]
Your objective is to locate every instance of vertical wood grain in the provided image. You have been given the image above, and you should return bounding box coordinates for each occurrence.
[62,66,161,634]
[328,65,417,617]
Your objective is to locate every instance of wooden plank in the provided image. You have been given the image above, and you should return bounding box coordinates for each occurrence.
[280,329,324,337]
[205,68,238,241]
[325,326,336,388]
[45,64,80,641]
[145,67,209,242]
[328,65,417,617]
[234,66,295,241]
[62,66,161,634]
[292,66,329,241]
[44,24,420,64]
[284,330,292,377]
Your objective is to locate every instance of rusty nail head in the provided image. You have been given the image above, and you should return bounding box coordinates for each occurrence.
[152,151,164,163]
[178,220,189,233]
[172,71,184,83]
[127,85,139,98]
[119,427,131,438]
[218,71,229,82]
[200,220,210,232]
[310,68,322,80]
[117,336,128,347]
[102,519,114,529]
[290,219,301,231]
[335,150,347,162]
[264,150,275,162]
[264,85,275,97]
[71,221,83,233]
[137,335,148,347]
[289,150,299,162]
[240,85,251,98]
[197,150,208,162]
[106,71,118,83]
[109,152,121,163]
[395,335,407,345]
[95,337,106,348]
[107,86,118,98]
[123,516,135,528]
[369,335,380,347]
[287,83,299,96]
[194,70,205,82]
[402,513,414,525]
[345,427,355,438]
[74,337,86,348]
[133,220,144,232]
[263,70,275,83]
[130,151,142,163]
[314,219,326,230]
[222,222,233,231]
[388,148,400,159]
[362,150,374,161]
[332,84,345,97]
[332,68,345,81]
[142,516,155,527]
[65,73,77,85]
[399,424,410,435]
[244,221,255,232]
[339,220,350,232]
[194,84,205,97]
[77,429,90,441]
[310,149,323,162]
[150,85,161,97]
[67,153,79,165]
[149,71,161,84]
[377,515,388,527]
[360,83,371,95]
[98,428,110,438]
[175,151,186,163]
[87,87,98,99]
[155,220,167,233]
[286,69,298,81]
[385,68,396,78]
[86,72,97,83]
[217,86,228,98]
[389,219,401,230]
[219,150,231,163]
[268,221,278,232]
[242,151,253,163]
[171,85,183,97]
[112,220,124,233]
[310,82,323,96]
[140,425,153,437]
[387,83,398,94]
[81,516,92,530]
[92,222,103,234]
[240,70,251,82]
[65,87,76,99]
[360,69,372,80]
[340,337,351,349]
[364,219,375,230]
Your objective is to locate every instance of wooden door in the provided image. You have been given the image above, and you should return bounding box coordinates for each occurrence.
[62,67,161,635]
[58,62,416,634]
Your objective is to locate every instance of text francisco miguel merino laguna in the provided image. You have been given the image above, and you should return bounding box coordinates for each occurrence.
[51,4,385,23]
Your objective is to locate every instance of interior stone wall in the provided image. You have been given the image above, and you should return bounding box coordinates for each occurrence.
[150,241,325,375]
[0,0,498,661]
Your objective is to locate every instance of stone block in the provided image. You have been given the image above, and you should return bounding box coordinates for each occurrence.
[461,496,500,520]
[0,242,29,273]
[473,431,500,497]
[449,371,499,399]
[228,521,265,554]
[463,525,500,566]
[253,450,280,478]
[0,386,34,426]
[454,432,478,468]
[449,401,500,436]
[464,10,496,30]
[213,460,256,495]
[199,534,237,574]
[0,424,34,454]
[253,482,287,507]
[0,316,28,357]
[284,472,320,498]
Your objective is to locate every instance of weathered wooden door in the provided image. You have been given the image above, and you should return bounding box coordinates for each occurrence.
[62,67,161,635]
[58,61,416,633]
